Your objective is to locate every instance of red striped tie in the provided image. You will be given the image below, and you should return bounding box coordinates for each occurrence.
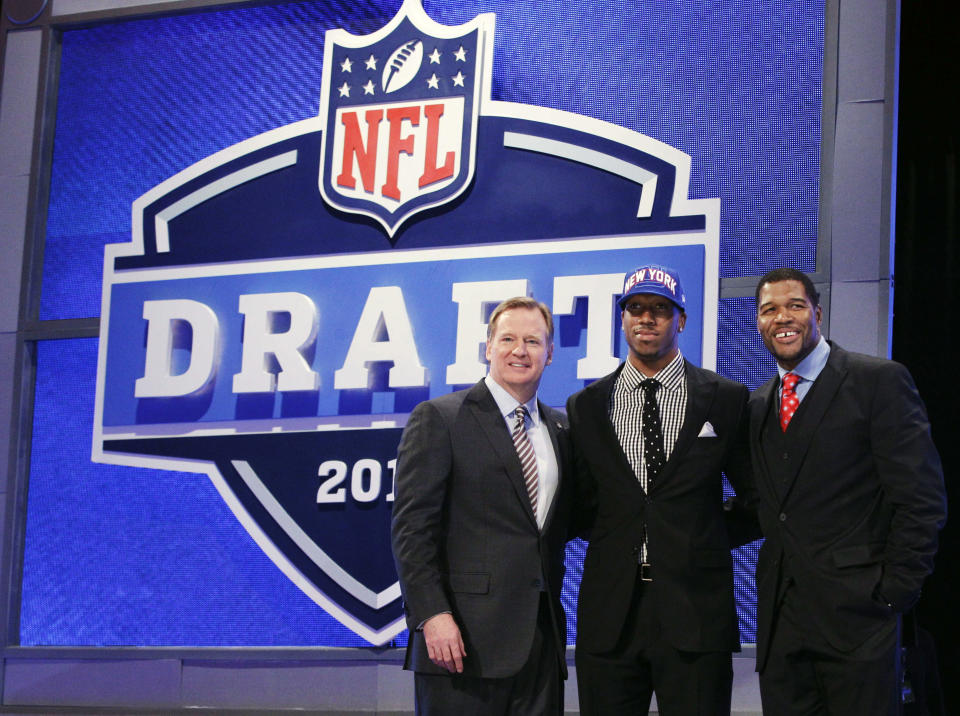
[512,406,539,519]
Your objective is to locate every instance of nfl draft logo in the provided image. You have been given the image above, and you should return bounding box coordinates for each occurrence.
[318,7,486,235]
[93,0,719,645]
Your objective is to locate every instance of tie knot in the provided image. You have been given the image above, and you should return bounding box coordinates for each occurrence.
[640,378,659,395]
[514,405,529,425]
[782,372,800,391]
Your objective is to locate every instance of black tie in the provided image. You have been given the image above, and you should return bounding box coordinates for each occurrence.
[641,378,665,489]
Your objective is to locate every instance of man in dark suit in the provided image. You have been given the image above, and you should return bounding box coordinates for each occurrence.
[391,296,571,715]
[749,268,947,715]
[567,265,753,715]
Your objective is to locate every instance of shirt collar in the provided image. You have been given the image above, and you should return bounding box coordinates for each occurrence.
[484,375,540,424]
[777,335,830,384]
[617,350,685,392]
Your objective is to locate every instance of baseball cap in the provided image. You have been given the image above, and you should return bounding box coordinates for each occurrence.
[617,265,686,310]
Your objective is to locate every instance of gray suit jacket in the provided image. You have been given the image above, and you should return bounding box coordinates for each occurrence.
[391,380,571,678]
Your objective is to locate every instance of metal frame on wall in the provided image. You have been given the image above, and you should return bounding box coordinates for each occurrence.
[0,0,900,710]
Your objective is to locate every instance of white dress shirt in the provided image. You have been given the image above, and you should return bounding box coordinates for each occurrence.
[485,375,559,530]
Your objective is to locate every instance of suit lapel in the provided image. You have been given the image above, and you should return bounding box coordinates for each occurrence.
[582,366,647,493]
[775,348,846,501]
[539,401,565,531]
[750,375,780,497]
[751,343,848,506]
[750,376,778,442]
[466,381,538,527]
[655,362,716,488]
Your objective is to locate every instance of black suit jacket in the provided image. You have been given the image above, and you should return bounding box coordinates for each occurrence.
[748,342,947,669]
[567,360,753,654]
[390,380,572,678]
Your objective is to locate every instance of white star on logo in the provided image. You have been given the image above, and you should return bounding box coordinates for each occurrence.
[426,73,440,89]
[454,46,467,62]
[338,82,351,98]
[429,48,441,64]
[452,71,465,87]
[365,54,377,70]
[363,80,375,95]
[340,57,353,73]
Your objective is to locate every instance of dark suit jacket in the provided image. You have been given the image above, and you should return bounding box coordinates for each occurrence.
[567,360,753,655]
[749,342,947,669]
[390,380,572,679]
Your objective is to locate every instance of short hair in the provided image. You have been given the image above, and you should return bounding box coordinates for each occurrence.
[755,268,820,308]
[487,296,554,341]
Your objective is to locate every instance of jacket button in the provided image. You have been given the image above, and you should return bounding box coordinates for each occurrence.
[631,546,640,555]
[779,513,787,522]
[531,578,542,589]
[782,452,789,460]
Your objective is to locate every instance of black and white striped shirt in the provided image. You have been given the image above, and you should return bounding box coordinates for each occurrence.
[609,351,688,563]
[610,351,687,489]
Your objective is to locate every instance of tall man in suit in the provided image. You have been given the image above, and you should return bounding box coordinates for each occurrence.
[567,265,754,715]
[391,296,571,715]
[750,268,947,715]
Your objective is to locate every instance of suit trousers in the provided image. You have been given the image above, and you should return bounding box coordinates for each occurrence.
[576,572,733,716]
[759,581,901,716]
[413,593,563,716]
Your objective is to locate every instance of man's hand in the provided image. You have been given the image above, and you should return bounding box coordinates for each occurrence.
[422,613,467,673]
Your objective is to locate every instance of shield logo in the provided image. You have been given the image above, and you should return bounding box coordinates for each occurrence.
[92,0,718,649]
[318,0,491,237]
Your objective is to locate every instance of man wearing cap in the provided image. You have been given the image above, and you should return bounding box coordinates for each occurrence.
[567,265,754,715]
[749,268,946,715]
[391,296,573,715]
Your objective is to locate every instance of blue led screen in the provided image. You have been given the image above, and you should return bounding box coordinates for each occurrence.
[26,0,824,646]
[40,0,822,320]
[23,338,374,646]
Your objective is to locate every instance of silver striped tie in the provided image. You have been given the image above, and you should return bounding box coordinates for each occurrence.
[512,405,539,518]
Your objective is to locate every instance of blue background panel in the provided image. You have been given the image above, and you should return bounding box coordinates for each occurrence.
[25,0,821,646]
[40,0,821,319]
[23,338,369,646]
[718,295,780,391]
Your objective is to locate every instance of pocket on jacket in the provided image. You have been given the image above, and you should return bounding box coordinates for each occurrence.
[832,543,883,568]
[446,571,490,594]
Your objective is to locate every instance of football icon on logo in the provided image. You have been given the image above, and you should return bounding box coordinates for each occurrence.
[382,39,423,93]
[319,4,483,236]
